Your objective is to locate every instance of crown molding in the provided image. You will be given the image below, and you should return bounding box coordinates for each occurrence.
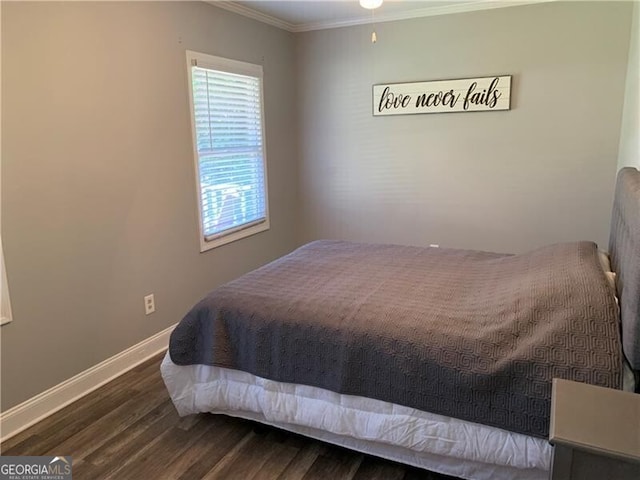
[207,1,297,32]
[294,0,556,32]
[207,0,556,33]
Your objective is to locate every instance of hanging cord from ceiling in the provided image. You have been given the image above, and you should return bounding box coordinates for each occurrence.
[371,6,377,43]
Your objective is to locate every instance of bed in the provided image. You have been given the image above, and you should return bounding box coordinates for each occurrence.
[161,167,640,480]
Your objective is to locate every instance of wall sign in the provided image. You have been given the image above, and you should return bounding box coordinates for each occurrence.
[373,75,511,116]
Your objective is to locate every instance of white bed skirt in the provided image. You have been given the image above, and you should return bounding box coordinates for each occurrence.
[161,352,552,480]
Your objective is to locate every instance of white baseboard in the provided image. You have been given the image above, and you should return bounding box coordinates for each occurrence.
[0,323,176,443]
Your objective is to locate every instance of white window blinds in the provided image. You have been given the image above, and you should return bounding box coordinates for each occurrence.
[187,52,269,251]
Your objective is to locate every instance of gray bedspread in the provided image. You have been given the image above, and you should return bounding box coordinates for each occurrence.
[169,240,622,438]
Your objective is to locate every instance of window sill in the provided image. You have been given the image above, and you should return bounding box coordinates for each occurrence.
[200,220,270,253]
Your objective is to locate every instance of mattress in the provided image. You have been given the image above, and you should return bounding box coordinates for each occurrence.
[161,250,629,480]
[169,240,622,438]
[160,353,635,480]
[161,352,549,479]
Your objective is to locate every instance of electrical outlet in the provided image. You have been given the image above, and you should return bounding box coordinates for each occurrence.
[144,294,155,315]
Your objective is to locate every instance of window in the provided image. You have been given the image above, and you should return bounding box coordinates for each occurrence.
[1,156,10,326]
[1,236,11,325]
[186,51,269,252]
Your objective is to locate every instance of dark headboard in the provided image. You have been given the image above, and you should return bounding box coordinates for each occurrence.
[609,167,640,370]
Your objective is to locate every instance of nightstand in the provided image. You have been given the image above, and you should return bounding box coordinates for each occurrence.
[549,378,640,480]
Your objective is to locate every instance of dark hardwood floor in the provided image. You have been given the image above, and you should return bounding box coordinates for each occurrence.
[1,354,458,479]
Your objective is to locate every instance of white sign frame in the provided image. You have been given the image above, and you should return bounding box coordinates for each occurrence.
[372,75,511,116]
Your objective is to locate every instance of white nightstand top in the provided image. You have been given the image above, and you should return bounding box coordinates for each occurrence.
[549,378,640,463]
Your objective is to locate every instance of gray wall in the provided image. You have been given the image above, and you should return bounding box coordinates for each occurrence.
[1,0,636,413]
[297,1,633,253]
[618,1,640,171]
[1,1,298,410]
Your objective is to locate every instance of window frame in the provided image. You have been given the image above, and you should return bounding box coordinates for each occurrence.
[185,50,270,252]
[1,237,11,326]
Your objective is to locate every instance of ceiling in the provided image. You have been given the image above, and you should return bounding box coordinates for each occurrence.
[210,0,552,32]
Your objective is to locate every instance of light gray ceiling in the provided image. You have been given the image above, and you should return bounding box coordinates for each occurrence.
[209,0,545,32]
[237,1,460,26]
